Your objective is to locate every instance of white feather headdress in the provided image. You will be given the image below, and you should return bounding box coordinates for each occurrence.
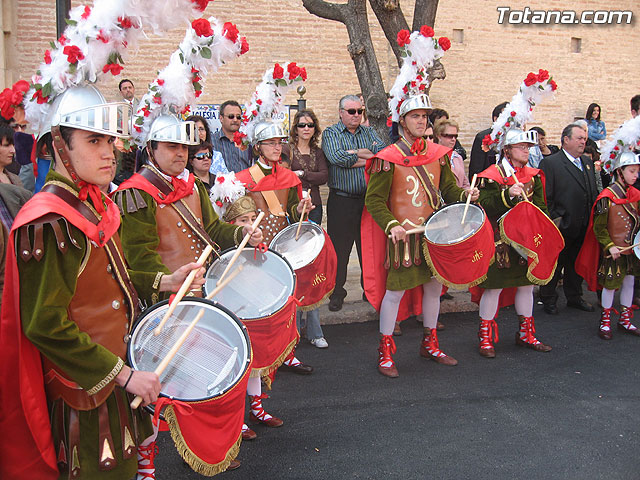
[388,26,450,122]
[482,70,558,152]
[235,62,307,146]
[601,116,640,174]
[24,0,211,134]
[131,16,248,146]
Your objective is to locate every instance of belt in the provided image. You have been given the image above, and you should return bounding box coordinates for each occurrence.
[331,189,365,199]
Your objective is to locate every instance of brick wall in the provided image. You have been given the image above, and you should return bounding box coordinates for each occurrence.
[9,0,640,153]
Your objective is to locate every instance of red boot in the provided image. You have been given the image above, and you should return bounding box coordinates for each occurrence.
[420,328,457,366]
[478,318,498,358]
[249,394,283,427]
[617,306,640,336]
[599,307,614,340]
[377,334,399,377]
[515,315,552,352]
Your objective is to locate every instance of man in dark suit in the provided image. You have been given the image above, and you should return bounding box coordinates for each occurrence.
[539,123,598,314]
[468,102,507,180]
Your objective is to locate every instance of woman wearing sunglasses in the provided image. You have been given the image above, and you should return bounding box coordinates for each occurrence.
[434,118,470,189]
[187,141,215,192]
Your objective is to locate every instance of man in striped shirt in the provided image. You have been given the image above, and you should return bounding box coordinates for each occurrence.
[322,94,385,311]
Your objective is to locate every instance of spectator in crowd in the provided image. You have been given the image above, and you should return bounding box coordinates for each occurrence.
[283,109,329,348]
[583,140,605,191]
[630,95,640,118]
[0,124,22,187]
[586,103,607,145]
[211,100,252,173]
[529,126,559,159]
[2,105,37,191]
[539,122,598,314]
[187,140,215,192]
[430,108,467,160]
[469,101,507,179]
[434,118,469,188]
[322,94,385,311]
[187,114,226,174]
[357,93,370,127]
[118,78,138,110]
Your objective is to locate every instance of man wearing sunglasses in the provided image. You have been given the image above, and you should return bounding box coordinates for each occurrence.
[211,100,253,173]
[322,94,385,312]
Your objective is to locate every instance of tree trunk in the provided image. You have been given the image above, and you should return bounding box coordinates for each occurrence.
[412,0,439,30]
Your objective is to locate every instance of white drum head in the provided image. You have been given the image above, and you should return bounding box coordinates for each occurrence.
[269,222,325,270]
[424,203,485,245]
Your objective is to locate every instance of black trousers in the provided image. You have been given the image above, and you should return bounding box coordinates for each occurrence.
[539,231,586,305]
[326,190,364,301]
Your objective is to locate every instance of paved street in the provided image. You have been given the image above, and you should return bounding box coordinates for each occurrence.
[154,291,640,479]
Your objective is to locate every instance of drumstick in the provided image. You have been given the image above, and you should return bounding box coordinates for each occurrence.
[216,212,264,286]
[387,226,425,238]
[295,189,312,241]
[605,241,640,258]
[131,265,243,409]
[206,265,243,300]
[153,244,214,336]
[511,174,531,202]
[461,174,478,224]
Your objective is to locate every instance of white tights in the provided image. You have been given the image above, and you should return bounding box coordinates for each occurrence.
[379,278,443,335]
[247,375,261,396]
[601,275,635,309]
[479,285,535,320]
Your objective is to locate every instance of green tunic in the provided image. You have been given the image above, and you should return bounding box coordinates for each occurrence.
[593,195,640,290]
[18,172,153,480]
[478,174,549,289]
[365,156,466,290]
[115,177,242,305]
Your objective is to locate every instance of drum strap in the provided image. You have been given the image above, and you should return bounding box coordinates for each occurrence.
[40,184,140,319]
[249,164,286,216]
[139,166,217,248]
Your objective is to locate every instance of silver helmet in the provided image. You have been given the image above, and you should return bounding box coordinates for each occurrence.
[398,94,432,117]
[502,128,538,147]
[147,114,198,145]
[253,120,287,145]
[40,85,132,140]
[612,151,640,172]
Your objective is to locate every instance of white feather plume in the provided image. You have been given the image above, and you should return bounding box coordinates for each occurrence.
[131,16,248,146]
[209,172,247,219]
[600,115,640,174]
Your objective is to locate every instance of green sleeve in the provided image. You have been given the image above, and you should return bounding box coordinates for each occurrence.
[478,178,515,219]
[18,222,123,393]
[532,176,550,216]
[287,187,301,222]
[197,180,242,249]
[116,189,172,278]
[439,156,467,205]
[593,204,614,251]
[365,165,400,234]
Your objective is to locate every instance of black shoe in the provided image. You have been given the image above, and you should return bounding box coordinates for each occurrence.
[279,362,314,375]
[567,298,595,312]
[328,297,343,312]
[543,303,559,315]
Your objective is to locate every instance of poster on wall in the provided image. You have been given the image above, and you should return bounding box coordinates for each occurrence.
[186,104,294,136]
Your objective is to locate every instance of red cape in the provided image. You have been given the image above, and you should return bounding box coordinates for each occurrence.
[235,162,303,199]
[116,169,195,204]
[576,185,640,292]
[469,163,546,309]
[0,192,120,479]
[361,140,451,319]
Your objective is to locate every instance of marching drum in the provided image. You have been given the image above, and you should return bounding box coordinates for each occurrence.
[270,222,337,310]
[205,248,299,378]
[422,202,495,288]
[497,201,565,284]
[128,297,251,473]
[634,230,640,260]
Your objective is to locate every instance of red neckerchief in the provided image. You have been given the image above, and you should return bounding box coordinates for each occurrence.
[117,169,196,205]
[477,163,541,185]
[597,184,640,205]
[236,161,302,197]
[365,139,452,176]
[161,174,195,205]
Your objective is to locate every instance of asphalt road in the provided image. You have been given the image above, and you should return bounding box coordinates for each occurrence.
[154,292,640,480]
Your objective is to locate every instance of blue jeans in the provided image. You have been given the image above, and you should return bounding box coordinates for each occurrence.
[296,309,324,340]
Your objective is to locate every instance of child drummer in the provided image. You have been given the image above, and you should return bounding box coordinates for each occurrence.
[577,150,640,340]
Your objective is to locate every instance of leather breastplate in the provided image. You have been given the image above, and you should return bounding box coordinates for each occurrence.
[389,162,442,229]
[247,189,290,244]
[607,185,639,253]
[42,232,134,411]
[155,189,208,269]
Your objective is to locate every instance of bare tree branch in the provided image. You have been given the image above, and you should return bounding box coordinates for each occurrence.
[368,0,409,67]
[302,0,347,23]
[412,0,439,30]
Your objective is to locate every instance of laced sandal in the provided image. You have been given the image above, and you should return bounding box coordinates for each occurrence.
[249,394,283,427]
[515,315,552,352]
[617,306,640,337]
[136,442,158,480]
[478,318,498,358]
[599,307,614,340]
[377,334,399,377]
[420,328,457,366]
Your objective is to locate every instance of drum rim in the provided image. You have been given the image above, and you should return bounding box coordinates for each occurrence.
[128,297,252,403]
[269,221,326,268]
[424,202,486,246]
[204,246,297,320]
[635,230,640,260]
